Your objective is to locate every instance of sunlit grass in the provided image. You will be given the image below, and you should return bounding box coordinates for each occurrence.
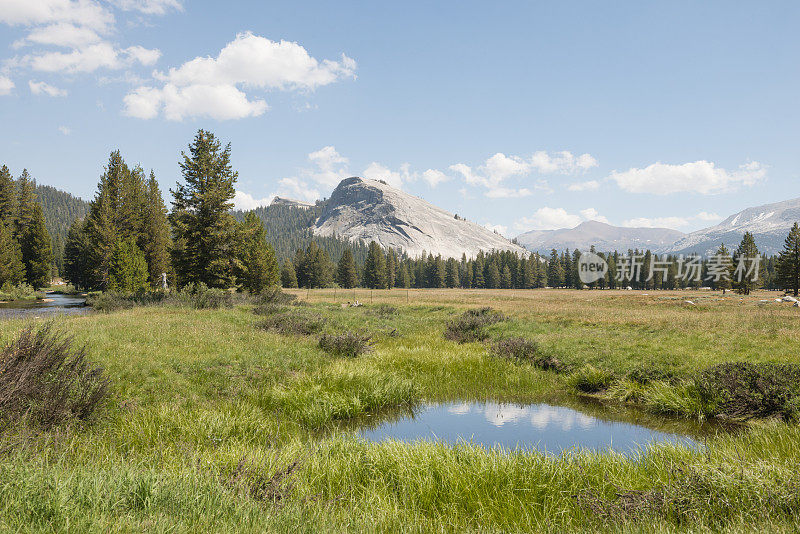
[0,288,799,531]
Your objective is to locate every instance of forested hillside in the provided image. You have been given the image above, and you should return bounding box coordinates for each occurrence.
[234,203,371,266]
[35,183,89,274]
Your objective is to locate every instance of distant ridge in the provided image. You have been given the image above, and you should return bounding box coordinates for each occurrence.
[515,220,685,254]
[662,196,800,256]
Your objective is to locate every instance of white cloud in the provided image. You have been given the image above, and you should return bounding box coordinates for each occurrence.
[514,206,606,232]
[13,22,102,49]
[0,0,114,32]
[610,160,766,195]
[529,150,598,174]
[579,208,608,223]
[0,0,172,94]
[124,45,160,66]
[277,177,319,203]
[696,211,721,221]
[421,169,448,187]
[306,146,350,187]
[111,0,182,15]
[483,223,508,236]
[233,190,273,211]
[450,150,596,198]
[515,208,582,232]
[568,179,600,192]
[125,32,356,120]
[29,79,67,96]
[0,76,14,95]
[58,125,71,135]
[622,211,723,229]
[485,186,533,198]
[362,162,416,190]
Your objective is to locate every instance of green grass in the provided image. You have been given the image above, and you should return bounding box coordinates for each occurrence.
[0,289,799,531]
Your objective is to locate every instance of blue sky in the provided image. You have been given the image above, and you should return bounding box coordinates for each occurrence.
[1,1,798,236]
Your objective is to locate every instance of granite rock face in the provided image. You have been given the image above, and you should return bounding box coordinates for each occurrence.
[313,177,527,258]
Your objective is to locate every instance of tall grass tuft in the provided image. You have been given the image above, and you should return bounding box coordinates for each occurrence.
[490,337,564,372]
[256,312,327,336]
[444,307,506,343]
[0,323,110,432]
[567,364,614,393]
[318,331,373,358]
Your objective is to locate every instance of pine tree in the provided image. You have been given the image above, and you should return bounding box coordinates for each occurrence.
[397,263,411,288]
[108,238,149,293]
[281,260,298,288]
[733,232,760,295]
[0,222,24,286]
[500,265,512,289]
[21,203,53,288]
[485,261,500,288]
[445,258,460,288]
[713,243,733,294]
[64,218,92,290]
[363,241,387,289]
[170,130,239,288]
[0,165,16,226]
[776,223,800,296]
[84,153,127,289]
[547,249,563,287]
[141,171,171,287]
[238,212,279,293]
[336,248,358,288]
[385,250,397,288]
[15,169,36,240]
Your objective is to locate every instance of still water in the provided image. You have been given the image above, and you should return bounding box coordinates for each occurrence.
[359,401,702,455]
[0,292,87,319]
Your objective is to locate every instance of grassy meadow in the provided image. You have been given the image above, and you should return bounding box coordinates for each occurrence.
[1,288,800,532]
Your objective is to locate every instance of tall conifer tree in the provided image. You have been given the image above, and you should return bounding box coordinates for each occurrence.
[777,223,800,296]
[170,130,239,288]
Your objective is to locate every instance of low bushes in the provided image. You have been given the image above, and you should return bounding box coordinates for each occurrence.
[490,337,563,372]
[444,307,506,343]
[0,324,110,432]
[319,331,373,358]
[256,312,327,336]
[0,283,41,302]
[696,362,800,420]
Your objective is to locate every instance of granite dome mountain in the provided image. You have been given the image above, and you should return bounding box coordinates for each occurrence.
[312,177,527,258]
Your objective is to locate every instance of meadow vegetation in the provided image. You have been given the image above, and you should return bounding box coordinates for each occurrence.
[1,288,799,531]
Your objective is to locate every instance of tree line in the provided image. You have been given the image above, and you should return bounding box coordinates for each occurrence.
[42,128,800,298]
[64,130,279,293]
[0,166,54,290]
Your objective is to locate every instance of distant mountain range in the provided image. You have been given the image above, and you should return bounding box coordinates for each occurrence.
[514,197,800,256]
[313,177,526,258]
[515,221,685,255]
[662,197,800,256]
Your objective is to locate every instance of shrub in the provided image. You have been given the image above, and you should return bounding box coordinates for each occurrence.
[0,324,110,432]
[253,303,289,316]
[444,307,506,344]
[257,312,327,336]
[258,287,297,305]
[567,364,614,393]
[86,291,136,312]
[371,304,397,317]
[319,331,373,358]
[695,362,800,420]
[177,282,233,309]
[490,337,564,372]
[0,283,38,302]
